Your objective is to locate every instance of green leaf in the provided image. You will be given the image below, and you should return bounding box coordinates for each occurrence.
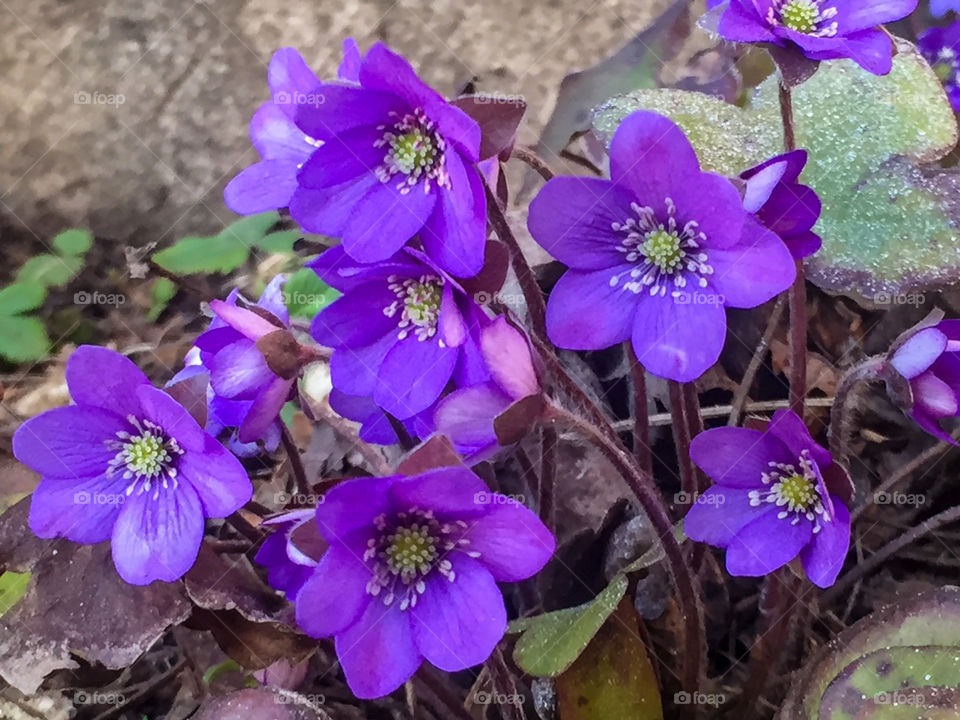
[283,267,340,319]
[252,230,300,254]
[16,254,82,288]
[0,572,30,617]
[0,315,50,362]
[592,39,960,303]
[220,212,281,245]
[153,234,250,275]
[0,283,47,316]
[52,228,93,257]
[147,277,178,322]
[510,574,628,676]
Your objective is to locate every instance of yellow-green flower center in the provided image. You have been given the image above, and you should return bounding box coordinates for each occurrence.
[385,274,445,342]
[776,473,817,512]
[404,281,442,328]
[642,230,685,273]
[125,433,172,478]
[780,0,819,33]
[390,130,438,176]
[106,417,184,495]
[935,61,955,82]
[749,450,831,532]
[385,524,438,576]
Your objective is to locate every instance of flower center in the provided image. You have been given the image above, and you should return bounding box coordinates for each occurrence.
[768,0,837,37]
[749,450,831,532]
[105,416,184,497]
[383,274,444,343]
[364,509,481,611]
[610,198,713,298]
[375,108,449,194]
[934,49,958,82]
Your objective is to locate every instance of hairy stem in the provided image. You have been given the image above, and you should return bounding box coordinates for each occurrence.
[669,381,697,509]
[540,426,558,532]
[826,356,885,464]
[280,424,312,497]
[629,345,653,477]
[512,145,555,182]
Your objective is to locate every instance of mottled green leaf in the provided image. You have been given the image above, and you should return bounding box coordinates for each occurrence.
[16,254,82,288]
[510,574,628,676]
[147,277,177,322]
[52,229,93,257]
[592,40,960,303]
[283,267,340,319]
[0,284,47,316]
[0,315,50,362]
[0,572,29,617]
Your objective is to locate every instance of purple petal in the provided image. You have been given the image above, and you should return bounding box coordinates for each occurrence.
[718,0,778,42]
[29,473,129,543]
[439,283,467,348]
[526,176,635,271]
[65,345,150,417]
[328,390,400,445]
[111,481,205,585]
[758,183,821,237]
[342,181,438,264]
[338,38,362,83]
[725,511,812,577]
[224,160,300,214]
[546,268,637,350]
[835,0,919,34]
[913,371,959,418]
[630,294,726,383]
[335,601,421,699]
[683,486,778,548]
[257,274,290,326]
[288,175,380,237]
[177,435,252,517]
[136,385,206,453]
[294,84,407,142]
[296,126,386,188]
[890,328,948,380]
[670,172,748,251]
[800,500,850,588]
[311,283,399,348]
[803,29,894,75]
[328,334,398,397]
[461,502,555,581]
[209,339,273,400]
[374,337,457,419]
[609,111,702,202]
[910,408,958,445]
[767,409,832,469]
[268,47,321,118]
[741,158,790,213]
[707,220,796,308]
[434,384,509,454]
[314,475,401,542]
[13,406,128,478]
[238,377,293,443]
[388,467,492,516]
[358,43,445,123]
[249,103,314,163]
[295,538,374,637]
[689,427,794,488]
[420,152,486,278]
[410,555,506,671]
[209,301,279,341]
[481,317,539,399]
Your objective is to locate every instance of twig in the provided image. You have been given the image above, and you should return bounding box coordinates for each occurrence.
[147,260,208,297]
[629,346,653,477]
[559,148,604,176]
[540,426,558,533]
[612,397,836,431]
[280,424,312,497]
[512,146,555,182]
[728,296,786,426]
[669,381,697,512]
[413,665,475,720]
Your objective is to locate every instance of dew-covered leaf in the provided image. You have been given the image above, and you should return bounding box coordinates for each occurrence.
[556,598,664,720]
[0,315,50,362]
[779,586,960,719]
[0,571,29,616]
[192,688,330,720]
[510,573,628,676]
[592,40,960,303]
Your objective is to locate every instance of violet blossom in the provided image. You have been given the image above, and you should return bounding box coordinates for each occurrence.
[919,21,960,111]
[886,320,960,444]
[255,509,324,598]
[309,246,490,423]
[435,316,540,460]
[740,149,822,260]
[294,467,555,698]
[13,346,252,585]
[931,0,960,16]
[328,389,436,446]
[683,410,851,588]
[709,0,918,75]
[528,110,795,382]
[290,42,487,277]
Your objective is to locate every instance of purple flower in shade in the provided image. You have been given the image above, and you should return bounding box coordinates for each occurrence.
[683,410,851,587]
[919,21,960,111]
[740,149,822,260]
[932,0,960,16]
[435,317,541,460]
[309,245,490,423]
[294,467,555,698]
[328,389,436,446]
[170,276,290,457]
[528,111,795,383]
[886,320,960,444]
[710,0,918,75]
[289,42,487,278]
[12,347,252,585]
[255,509,325,598]
[224,40,363,215]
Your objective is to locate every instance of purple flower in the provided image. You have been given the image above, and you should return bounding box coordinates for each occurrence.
[711,0,918,75]
[528,110,795,382]
[886,320,960,444]
[740,149,822,260]
[435,317,540,460]
[255,509,323,598]
[310,246,490,422]
[171,276,290,456]
[328,389,436,445]
[294,467,555,698]
[932,0,960,16]
[193,280,308,445]
[289,42,487,278]
[683,410,851,588]
[12,347,252,585]
[919,21,960,111]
